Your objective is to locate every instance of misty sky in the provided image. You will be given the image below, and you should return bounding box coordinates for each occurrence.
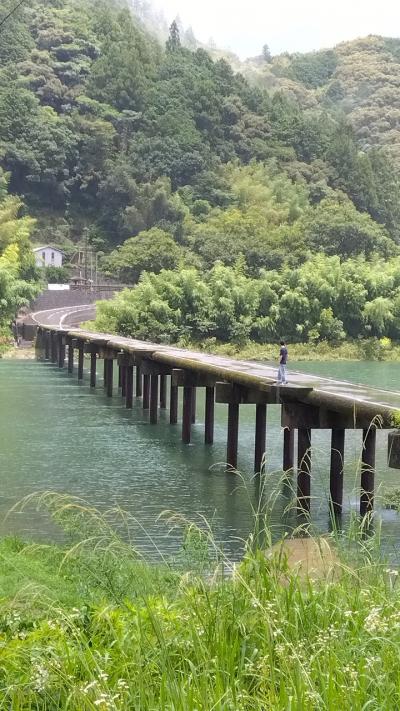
[153,0,400,58]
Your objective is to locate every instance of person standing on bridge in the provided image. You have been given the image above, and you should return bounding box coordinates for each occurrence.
[277,340,288,385]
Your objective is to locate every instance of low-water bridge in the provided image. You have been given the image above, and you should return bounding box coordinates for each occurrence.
[34,322,400,518]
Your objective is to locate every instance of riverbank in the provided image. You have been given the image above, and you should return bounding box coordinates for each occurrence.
[191,337,400,362]
[1,345,35,359]
[1,494,400,709]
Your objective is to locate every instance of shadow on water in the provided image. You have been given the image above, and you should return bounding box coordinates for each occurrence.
[1,359,400,559]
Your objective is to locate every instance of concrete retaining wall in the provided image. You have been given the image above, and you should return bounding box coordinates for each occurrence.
[31,289,117,312]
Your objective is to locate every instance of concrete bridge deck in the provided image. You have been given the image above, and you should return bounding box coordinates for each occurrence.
[62,329,399,426]
[30,308,400,422]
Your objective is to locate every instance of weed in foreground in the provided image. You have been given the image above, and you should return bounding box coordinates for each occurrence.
[0,491,399,709]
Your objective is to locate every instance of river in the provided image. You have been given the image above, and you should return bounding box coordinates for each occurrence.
[1,358,400,560]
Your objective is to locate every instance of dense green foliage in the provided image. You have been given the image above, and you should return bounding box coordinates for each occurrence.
[0,169,40,337]
[93,255,400,345]
[2,0,400,345]
[1,494,400,709]
[1,1,399,252]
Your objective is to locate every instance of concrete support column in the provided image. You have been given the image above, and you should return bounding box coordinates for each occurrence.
[121,366,126,397]
[205,386,215,444]
[191,388,197,424]
[78,345,84,381]
[297,428,311,513]
[170,384,178,424]
[90,352,97,388]
[283,427,295,473]
[50,332,57,363]
[35,329,42,360]
[106,359,113,397]
[227,403,239,469]
[57,334,65,368]
[150,374,159,424]
[254,403,267,473]
[125,365,133,409]
[182,386,193,444]
[142,374,150,409]
[135,365,142,397]
[68,344,74,374]
[103,359,107,388]
[44,331,50,361]
[361,427,376,516]
[160,374,167,409]
[330,429,345,517]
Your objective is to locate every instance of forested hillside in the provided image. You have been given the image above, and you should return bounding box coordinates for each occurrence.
[244,36,400,166]
[2,0,400,345]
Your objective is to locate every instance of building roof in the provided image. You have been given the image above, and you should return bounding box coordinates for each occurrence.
[32,245,65,255]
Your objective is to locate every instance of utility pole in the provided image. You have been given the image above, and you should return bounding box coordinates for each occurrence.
[84,229,88,291]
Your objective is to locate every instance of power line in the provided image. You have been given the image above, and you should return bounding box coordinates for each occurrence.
[0,0,28,31]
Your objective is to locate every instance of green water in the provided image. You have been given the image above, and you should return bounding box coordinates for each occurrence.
[1,359,400,559]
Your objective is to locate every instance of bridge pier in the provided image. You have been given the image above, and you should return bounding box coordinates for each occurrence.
[170,384,179,424]
[227,402,240,469]
[135,365,142,397]
[77,344,84,381]
[254,404,267,473]
[297,428,312,513]
[44,330,50,361]
[150,374,159,424]
[283,427,295,473]
[205,386,215,444]
[121,366,126,397]
[57,333,65,368]
[125,365,134,408]
[103,359,108,388]
[216,383,277,472]
[329,429,345,516]
[182,386,193,444]
[142,374,150,409]
[90,353,97,387]
[171,370,217,444]
[106,359,113,397]
[160,374,167,409]
[35,328,43,361]
[140,360,171,418]
[50,332,57,364]
[67,339,74,374]
[117,353,136,408]
[84,343,98,387]
[361,427,376,516]
[191,388,197,424]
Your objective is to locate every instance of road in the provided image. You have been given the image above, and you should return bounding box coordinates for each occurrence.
[31,304,96,329]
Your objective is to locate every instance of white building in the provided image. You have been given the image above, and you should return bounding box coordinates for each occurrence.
[33,245,64,268]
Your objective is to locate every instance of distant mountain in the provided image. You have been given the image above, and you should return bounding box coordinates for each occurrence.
[241,35,400,164]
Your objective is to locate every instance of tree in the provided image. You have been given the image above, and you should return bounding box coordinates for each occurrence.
[262,44,272,63]
[166,21,181,53]
[0,176,40,327]
[102,228,185,283]
[300,196,395,259]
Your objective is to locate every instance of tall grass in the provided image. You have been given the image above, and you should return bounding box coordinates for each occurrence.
[0,491,399,709]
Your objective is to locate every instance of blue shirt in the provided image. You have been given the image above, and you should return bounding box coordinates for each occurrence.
[280,346,288,365]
